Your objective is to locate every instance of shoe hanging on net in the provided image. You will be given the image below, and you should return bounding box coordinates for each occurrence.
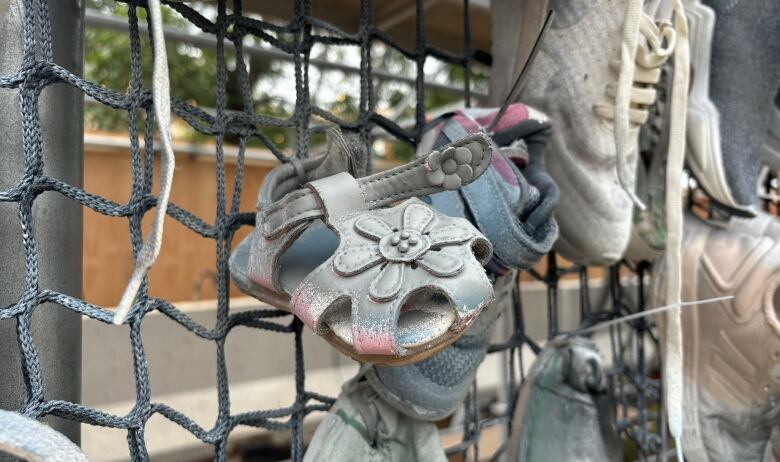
[230,132,497,365]
[654,212,780,461]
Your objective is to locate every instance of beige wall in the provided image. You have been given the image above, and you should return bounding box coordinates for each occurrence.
[83,142,273,307]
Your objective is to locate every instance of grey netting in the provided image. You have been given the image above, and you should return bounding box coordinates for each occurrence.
[453,258,666,461]
[0,0,668,460]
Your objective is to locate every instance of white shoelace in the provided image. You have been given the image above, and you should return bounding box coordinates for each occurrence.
[662,4,689,460]
[593,2,677,210]
[594,1,690,458]
[113,0,175,325]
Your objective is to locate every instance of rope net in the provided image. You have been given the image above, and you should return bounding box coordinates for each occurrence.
[0,0,668,460]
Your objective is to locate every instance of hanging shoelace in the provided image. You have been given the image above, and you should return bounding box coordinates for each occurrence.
[661,4,689,461]
[593,0,690,458]
[113,0,175,325]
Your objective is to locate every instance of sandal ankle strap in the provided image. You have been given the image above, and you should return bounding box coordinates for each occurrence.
[260,132,493,238]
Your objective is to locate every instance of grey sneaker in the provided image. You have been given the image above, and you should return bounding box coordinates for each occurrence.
[365,270,517,421]
[654,213,780,461]
[506,337,623,461]
[685,0,780,215]
[515,0,688,265]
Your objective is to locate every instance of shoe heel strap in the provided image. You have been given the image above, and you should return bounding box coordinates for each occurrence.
[308,172,368,222]
[260,132,493,239]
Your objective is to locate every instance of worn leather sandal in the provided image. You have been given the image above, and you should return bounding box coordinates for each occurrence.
[230,132,496,365]
[417,103,559,273]
[362,103,560,419]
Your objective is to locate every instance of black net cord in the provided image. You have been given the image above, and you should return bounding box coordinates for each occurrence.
[0,0,668,460]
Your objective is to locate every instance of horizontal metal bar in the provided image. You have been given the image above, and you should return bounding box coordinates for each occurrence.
[84,11,488,98]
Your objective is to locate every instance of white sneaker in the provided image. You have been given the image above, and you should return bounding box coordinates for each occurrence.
[516,0,688,265]
[683,0,740,214]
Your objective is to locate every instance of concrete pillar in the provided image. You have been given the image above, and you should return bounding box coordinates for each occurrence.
[0,0,84,451]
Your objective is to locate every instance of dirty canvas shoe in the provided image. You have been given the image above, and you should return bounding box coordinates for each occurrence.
[653,213,780,461]
[509,0,689,265]
[506,337,623,462]
[509,3,691,450]
[304,379,446,462]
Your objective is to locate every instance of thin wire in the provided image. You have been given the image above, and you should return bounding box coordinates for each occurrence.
[573,295,733,336]
[486,9,554,133]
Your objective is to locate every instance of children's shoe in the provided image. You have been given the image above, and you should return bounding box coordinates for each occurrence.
[416,103,559,273]
[364,103,558,420]
[506,337,623,462]
[365,270,517,421]
[230,132,496,365]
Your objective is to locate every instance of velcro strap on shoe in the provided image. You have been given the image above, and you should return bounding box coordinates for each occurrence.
[259,132,493,239]
[308,172,368,222]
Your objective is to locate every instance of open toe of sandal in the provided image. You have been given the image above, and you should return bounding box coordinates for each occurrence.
[295,199,494,364]
[230,132,496,364]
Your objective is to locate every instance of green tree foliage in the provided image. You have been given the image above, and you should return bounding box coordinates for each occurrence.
[84,0,487,158]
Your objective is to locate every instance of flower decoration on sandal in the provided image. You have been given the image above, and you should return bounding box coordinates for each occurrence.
[334,203,473,302]
[293,197,494,358]
[426,145,476,190]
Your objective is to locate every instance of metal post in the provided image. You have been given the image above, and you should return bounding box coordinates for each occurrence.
[0,0,84,450]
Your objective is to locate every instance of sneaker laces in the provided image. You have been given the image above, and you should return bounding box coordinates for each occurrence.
[593,1,677,210]
[113,0,175,325]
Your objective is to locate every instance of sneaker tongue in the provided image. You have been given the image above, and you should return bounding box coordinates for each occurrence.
[646,0,675,22]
